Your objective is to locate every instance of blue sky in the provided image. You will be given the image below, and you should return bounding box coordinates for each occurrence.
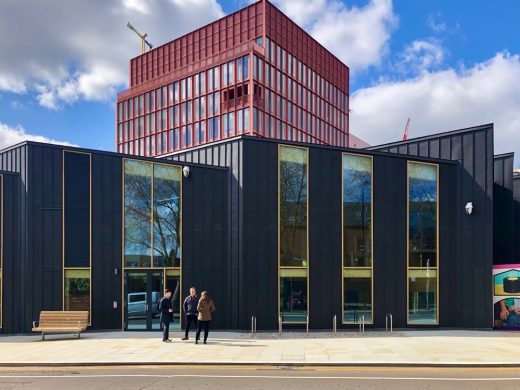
[0,0,519,164]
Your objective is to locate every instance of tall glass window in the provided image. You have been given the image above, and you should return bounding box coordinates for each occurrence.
[153,164,181,267]
[279,146,308,324]
[124,160,183,329]
[124,160,152,267]
[63,151,91,323]
[342,154,372,324]
[408,162,438,325]
[125,160,183,268]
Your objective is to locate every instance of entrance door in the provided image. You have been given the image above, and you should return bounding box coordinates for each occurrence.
[125,270,164,330]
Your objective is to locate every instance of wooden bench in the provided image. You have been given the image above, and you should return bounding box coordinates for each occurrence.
[32,311,89,340]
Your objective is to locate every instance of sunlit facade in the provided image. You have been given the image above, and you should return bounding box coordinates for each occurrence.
[116,0,350,157]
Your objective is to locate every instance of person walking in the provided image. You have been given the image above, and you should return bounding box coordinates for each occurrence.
[195,291,215,344]
[181,287,199,340]
[159,289,174,342]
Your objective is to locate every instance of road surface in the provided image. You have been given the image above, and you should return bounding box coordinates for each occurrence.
[0,365,519,389]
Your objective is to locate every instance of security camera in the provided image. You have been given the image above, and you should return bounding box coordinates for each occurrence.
[465,202,473,215]
[182,166,190,178]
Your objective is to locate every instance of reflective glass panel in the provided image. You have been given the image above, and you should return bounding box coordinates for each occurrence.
[153,164,181,267]
[280,272,307,322]
[409,270,437,324]
[409,163,437,267]
[343,154,372,267]
[343,269,372,323]
[166,269,181,329]
[64,269,90,319]
[279,146,308,267]
[408,162,438,324]
[124,160,152,267]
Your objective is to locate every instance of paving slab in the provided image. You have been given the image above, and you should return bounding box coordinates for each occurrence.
[1,330,520,367]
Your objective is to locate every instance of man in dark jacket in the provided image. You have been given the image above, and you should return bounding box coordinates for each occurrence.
[181,287,199,340]
[160,289,174,342]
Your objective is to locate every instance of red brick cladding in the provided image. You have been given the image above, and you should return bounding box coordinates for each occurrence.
[128,1,263,89]
[264,1,349,95]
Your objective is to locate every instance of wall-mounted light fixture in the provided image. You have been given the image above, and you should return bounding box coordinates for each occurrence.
[183,166,190,178]
[465,202,474,215]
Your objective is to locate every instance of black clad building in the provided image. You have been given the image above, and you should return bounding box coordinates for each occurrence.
[0,123,518,334]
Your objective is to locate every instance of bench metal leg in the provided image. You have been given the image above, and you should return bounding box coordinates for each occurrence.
[77,332,80,339]
[42,333,45,341]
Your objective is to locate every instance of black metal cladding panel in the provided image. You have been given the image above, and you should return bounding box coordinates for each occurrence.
[0,145,28,333]
[493,154,514,264]
[166,142,236,329]
[372,156,408,328]
[1,173,20,334]
[20,144,63,332]
[181,166,229,329]
[91,154,123,330]
[439,164,457,327]
[63,152,90,268]
[308,148,342,329]
[370,125,494,328]
[241,139,278,330]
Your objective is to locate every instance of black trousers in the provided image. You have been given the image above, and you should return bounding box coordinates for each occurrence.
[196,320,210,342]
[162,321,170,341]
[185,314,198,338]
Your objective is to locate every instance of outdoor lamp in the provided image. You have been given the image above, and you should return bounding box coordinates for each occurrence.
[465,202,473,215]
[183,165,190,178]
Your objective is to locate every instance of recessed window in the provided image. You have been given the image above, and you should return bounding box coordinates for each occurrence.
[343,154,373,324]
[63,151,92,324]
[64,269,90,321]
[408,162,438,325]
[279,146,309,324]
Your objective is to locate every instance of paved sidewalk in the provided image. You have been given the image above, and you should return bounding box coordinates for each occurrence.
[1,330,519,367]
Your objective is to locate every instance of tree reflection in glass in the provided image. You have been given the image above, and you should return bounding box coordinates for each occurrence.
[124,160,152,267]
[153,164,181,267]
[279,146,308,267]
[409,163,437,268]
[343,154,372,267]
[408,162,438,324]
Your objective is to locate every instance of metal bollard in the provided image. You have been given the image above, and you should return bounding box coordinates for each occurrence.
[279,316,282,336]
[306,315,309,334]
[333,314,337,335]
[385,313,393,333]
[251,315,257,336]
[359,315,365,333]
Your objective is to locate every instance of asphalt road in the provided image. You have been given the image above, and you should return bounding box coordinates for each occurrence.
[0,365,519,390]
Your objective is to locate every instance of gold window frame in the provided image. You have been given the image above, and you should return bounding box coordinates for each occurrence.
[341,153,374,325]
[62,150,92,326]
[406,161,440,326]
[121,159,183,330]
[278,144,309,325]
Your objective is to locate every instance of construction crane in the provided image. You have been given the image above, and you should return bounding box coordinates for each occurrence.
[402,117,410,141]
[127,22,153,54]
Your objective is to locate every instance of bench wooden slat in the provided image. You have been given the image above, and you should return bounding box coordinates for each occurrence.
[33,311,89,340]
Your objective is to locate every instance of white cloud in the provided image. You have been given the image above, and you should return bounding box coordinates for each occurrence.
[270,0,398,71]
[0,123,77,150]
[0,0,224,109]
[395,39,445,74]
[350,52,520,165]
[427,13,447,33]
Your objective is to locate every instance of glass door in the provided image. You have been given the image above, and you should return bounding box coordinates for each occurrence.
[150,271,163,330]
[125,270,164,330]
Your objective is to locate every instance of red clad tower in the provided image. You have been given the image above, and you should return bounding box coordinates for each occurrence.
[116,0,350,157]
